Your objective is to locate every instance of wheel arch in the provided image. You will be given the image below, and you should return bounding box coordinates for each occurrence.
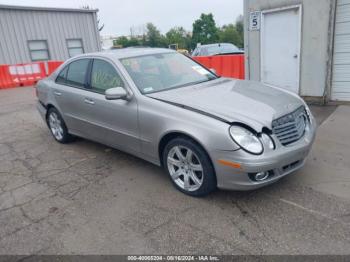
[46,104,65,119]
[44,104,57,123]
[45,104,66,128]
[158,131,215,171]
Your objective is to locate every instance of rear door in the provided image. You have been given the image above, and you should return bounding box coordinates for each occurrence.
[52,58,92,134]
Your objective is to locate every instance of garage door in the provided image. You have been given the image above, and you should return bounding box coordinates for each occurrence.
[332,0,350,101]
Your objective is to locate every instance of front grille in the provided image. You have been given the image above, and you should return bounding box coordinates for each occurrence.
[272,106,308,146]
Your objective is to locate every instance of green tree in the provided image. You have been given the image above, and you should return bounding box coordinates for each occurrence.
[236,15,244,34]
[114,36,129,47]
[110,13,244,50]
[235,15,244,47]
[114,36,142,48]
[218,24,242,47]
[217,14,244,48]
[146,23,164,47]
[166,27,191,49]
[127,37,141,47]
[191,13,219,48]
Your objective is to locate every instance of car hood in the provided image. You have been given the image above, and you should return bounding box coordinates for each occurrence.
[147,78,304,132]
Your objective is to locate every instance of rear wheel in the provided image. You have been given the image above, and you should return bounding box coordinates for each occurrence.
[46,107,73,144]
[163,137,216,197]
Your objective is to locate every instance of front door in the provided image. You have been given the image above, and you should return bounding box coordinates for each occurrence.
[261,6,301,94]
[81,58,140,154]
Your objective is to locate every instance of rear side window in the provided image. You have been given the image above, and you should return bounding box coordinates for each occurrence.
[65,59,90,88]
[56,66,68,84]
[90,59,125,93]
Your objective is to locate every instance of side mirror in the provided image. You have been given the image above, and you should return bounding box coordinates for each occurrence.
[105,87,129,100]
[210,68,217,75]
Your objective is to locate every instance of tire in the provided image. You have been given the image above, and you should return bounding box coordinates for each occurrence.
[46,107,74,144]
[162,136,217,197]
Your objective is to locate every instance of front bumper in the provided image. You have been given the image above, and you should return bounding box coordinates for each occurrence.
[212,115,317,191]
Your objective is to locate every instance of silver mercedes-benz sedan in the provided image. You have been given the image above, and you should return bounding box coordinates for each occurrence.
[36,48,317,196]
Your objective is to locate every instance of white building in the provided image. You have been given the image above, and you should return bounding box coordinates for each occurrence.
[244,0,350,102]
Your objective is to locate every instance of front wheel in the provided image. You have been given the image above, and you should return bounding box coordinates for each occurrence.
[162,137,217,197]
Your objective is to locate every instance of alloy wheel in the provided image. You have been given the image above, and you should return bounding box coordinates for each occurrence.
[167,146,204,192]
[48,112,64,141]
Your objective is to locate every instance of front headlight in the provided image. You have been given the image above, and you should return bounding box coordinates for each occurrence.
[229,125,263,155]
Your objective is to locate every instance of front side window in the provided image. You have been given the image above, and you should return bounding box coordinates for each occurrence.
[90,59,125,93]
[67,39,84,58]
[65,59,90,88]
[120,52,217,94]
[28,40,50,61]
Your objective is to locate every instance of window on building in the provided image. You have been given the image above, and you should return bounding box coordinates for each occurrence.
[28,40,50,61]
[67,39,84,57]
[90,59,125,93]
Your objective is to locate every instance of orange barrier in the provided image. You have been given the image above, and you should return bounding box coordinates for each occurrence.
[0,61,63,89]
[47,61,64,76]
[2,56,244,89]
[0,62,47,89]
[193,54,245,80]
[9,62,47,87]
[0,65,19,89]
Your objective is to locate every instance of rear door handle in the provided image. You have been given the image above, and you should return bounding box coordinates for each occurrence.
[84,98,95,105]
[54,91,62,96]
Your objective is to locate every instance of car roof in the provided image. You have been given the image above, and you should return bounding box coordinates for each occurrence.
[75,47,176,60]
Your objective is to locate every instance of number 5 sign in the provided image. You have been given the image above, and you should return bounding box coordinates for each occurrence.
[249,11,261,31]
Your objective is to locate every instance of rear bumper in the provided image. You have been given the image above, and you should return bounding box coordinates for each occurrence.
[212,116,317,191]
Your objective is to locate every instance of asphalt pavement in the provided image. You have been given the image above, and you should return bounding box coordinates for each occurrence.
[0,87,349,255]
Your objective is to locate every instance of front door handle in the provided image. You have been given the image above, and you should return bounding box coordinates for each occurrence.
[84,98,95,105]
[54,91,62,96]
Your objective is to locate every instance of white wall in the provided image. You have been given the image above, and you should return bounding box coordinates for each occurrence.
[244,0,333,97]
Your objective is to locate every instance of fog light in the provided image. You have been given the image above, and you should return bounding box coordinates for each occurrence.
[255,172,269,181]
[249,171,272,182]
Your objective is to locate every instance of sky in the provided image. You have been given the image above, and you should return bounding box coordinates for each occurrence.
[0,0,243,36]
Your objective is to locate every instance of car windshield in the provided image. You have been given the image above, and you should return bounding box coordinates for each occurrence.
[205,44,240,56]
[120,52,217,94]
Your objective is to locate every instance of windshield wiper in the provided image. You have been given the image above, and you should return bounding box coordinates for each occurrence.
[144,77,218,95]
[167,78,216,90]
